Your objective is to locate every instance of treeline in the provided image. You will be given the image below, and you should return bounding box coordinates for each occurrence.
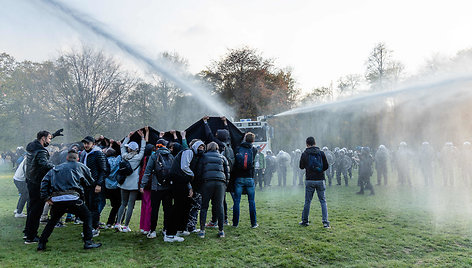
[1,43,472,151]
[0,46,297,150]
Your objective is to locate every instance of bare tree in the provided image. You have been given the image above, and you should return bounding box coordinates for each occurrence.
[42,47,135,138]
[365,42,404,90]
[337,74,362,96]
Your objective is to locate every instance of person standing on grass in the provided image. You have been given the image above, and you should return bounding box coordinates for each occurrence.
[24,129,63,244]
[103,146,122,228]
[13,158,28,218]
[116,130,146,232]
[37,149,101,251]
[198,142,230,238]
[299,136,330,228]
[140,139,174,239]
[232,132,259,228]
[80,135,107,236]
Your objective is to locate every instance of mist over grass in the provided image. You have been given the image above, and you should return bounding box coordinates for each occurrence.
[2,163,472,267]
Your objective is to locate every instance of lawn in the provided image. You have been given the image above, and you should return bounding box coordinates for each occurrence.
[1,163,472,267]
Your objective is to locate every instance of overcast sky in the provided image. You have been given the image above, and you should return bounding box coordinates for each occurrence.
[1,0,472,93]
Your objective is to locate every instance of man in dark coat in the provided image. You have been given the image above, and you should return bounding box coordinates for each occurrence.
[24,129,63,244]
[299,137,330,228]
[80,136,107,235]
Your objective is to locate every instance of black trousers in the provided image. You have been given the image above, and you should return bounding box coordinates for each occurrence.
[211,194,228,223]
[84,188,101,229]
[200,181,226,231]
[25,182,44,240]
[39,199,93,244]
[167,184,190,236]
[105,188,121,225]
[255,169,264,189]
[150,189,172,232]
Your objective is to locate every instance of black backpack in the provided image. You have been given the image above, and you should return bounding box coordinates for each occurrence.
[308,152,324,172]
[155,153,174,186]
[117,159,138,184]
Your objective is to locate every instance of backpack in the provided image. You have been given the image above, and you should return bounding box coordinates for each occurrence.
[155,153,174,186]
[308,152,324,172]
[222,143,235,170]
[117,159,138,184]
[235,146,254,171]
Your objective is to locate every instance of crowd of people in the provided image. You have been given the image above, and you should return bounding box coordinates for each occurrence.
[7,114,470,252]
[8,117,282,251]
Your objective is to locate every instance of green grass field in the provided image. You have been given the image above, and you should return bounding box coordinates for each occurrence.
[1,163,472,267]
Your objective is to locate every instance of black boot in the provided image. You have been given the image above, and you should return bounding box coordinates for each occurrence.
[37,242,46,251]
[84,240,102,249]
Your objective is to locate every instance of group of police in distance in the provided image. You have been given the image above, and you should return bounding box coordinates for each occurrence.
[11,114,470,251]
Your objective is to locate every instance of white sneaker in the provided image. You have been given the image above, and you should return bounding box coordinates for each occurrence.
[147,231,157,239]
[176,231,190,237]
[164,235,184,242]
[13,209,18,214]
[114,224,122,231]
[15,212,27,218]
[121,226,131,233]
[191,229,201,233]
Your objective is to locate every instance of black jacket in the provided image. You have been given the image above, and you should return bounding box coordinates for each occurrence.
[80,148,107,187]
[40,160,94,201]
[25,140,54,185]
[141,147,174,191]
[199,150,229,183]
[234,142,258,179]
[299,146,329,181]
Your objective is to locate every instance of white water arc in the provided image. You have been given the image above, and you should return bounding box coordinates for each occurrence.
[274,75,472,118]
[36,0,231,116]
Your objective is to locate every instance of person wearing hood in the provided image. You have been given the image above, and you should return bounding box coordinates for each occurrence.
[115,130,146,233]
[140,139,174,239]
[37,149,101,251]
[186,139,205,234]
[232,132,259,228]
[24,129,62,244]
[80,135,107,236]
[167,139,204,242]
[299,137,330,228]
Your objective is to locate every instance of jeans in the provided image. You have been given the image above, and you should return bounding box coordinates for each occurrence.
[233,177,257,227]
[14,180,29,214]
[301,180,329,225]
